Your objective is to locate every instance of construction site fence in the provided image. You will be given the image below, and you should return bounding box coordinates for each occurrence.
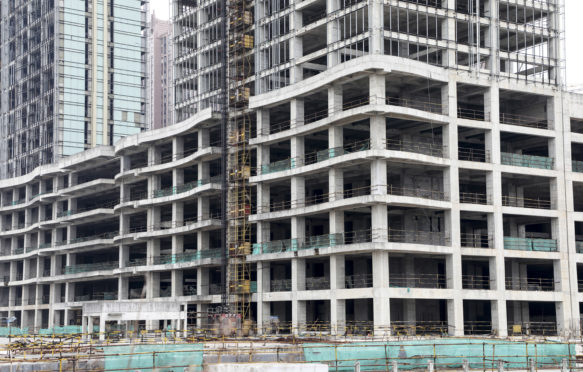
[0,337,582,371]
[0,321,571,341]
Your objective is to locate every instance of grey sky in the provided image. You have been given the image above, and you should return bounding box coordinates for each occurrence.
[150,0,582,87]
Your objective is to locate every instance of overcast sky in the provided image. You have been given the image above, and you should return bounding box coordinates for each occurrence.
[150,0,583,88]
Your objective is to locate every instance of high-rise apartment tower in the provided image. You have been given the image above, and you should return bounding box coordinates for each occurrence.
[0,0,147,179]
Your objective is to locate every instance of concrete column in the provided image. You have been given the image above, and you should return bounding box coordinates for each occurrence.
[372,251,389,335]
[256,261,270,334]
[371,158,387,242]
[292,258,306,334]
[330,254,345,335]
[173,135,185,160]
[197,267,209,296]
[289,8,303,83]
[326,0,340,67]
[99,316,106,341]
[291,99,304,127]
[172,270,183,297]
[118,276,129,300]
[82,316,88,339]
[257,109,270,137]
[328,84,342,116]
[369,74,386,103]
[442,0,456,68]
[147,240,160,298]
[257,144,270,213]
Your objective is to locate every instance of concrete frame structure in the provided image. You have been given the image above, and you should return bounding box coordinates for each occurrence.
[0,0,148,179]
[7,0,583,340]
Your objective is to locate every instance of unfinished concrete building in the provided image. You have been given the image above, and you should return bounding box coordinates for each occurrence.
[0,0,148,179]
[5,0,583,340]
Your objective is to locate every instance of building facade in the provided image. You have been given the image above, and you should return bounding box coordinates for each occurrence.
[0,0,147,179]
[6,0,583,339]
[147,13,173,129]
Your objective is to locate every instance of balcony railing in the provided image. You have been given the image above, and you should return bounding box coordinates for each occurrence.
[508,322,557,336]
[459,192,488,204]
[153,249,222,265]
[502,195,551,209]
[53,232,117,248]
[386,96,443,114]
[457,107,486,121]
[183,285,197,296]
[505,277,555,291]
[503,237,557,252]
[386,185,448,201]
[259,139,371,175]
[500,113,551,130]
[391,321,448,336]
[252,230,372,254]
[57,200,118,218]
[385,138,446,158]
[64,261,118,274]
[74,292,117,302]
[458,147,489,162]
[460,233,492,248]
[389,273,446,289]
[462,275,490,290]
[388,228,449,246]
[270,279,292,292]
[573,160,583,173]
[305,277,329,290]
[501,152,553,170]
[152,176,221,199]
[345,274,372,288]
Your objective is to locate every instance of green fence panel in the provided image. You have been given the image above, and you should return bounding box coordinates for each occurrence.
[103,344,203,372]
[303,340,573,371]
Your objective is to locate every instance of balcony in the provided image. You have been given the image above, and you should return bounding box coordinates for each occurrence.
[270,279,292,292]
[345,274,372,288]
[183,284,197,296]
[385,139,446,158]
[389,273,446,289]
[459,192,488,205]
[457,107,485,121]
[461,233,492,249]
[305,277,329,290]
[458,147,489,162]
[505,277,555,292]
[573,160,583,173]
[503,237,557,252]
[462,275,490,289]
[74,292,117,301]
[152,249,222,265]
[500,113,551,130]
[259,140,371,175]
[64,261,118,274]
[501,153,553,170]
[253,231,373,254]
[386,96,443,114]
[56,199,118,218]
[54,232,117,247]
[386,185,448,201]
[388,229,449,246]
[502,195,551,209]
[151,176,221,199]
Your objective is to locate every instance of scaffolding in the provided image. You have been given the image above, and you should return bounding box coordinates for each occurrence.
[220,0,254,331]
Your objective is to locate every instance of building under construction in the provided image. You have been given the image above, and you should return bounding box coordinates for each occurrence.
[6,0,583,341]
[0,0,148,179]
